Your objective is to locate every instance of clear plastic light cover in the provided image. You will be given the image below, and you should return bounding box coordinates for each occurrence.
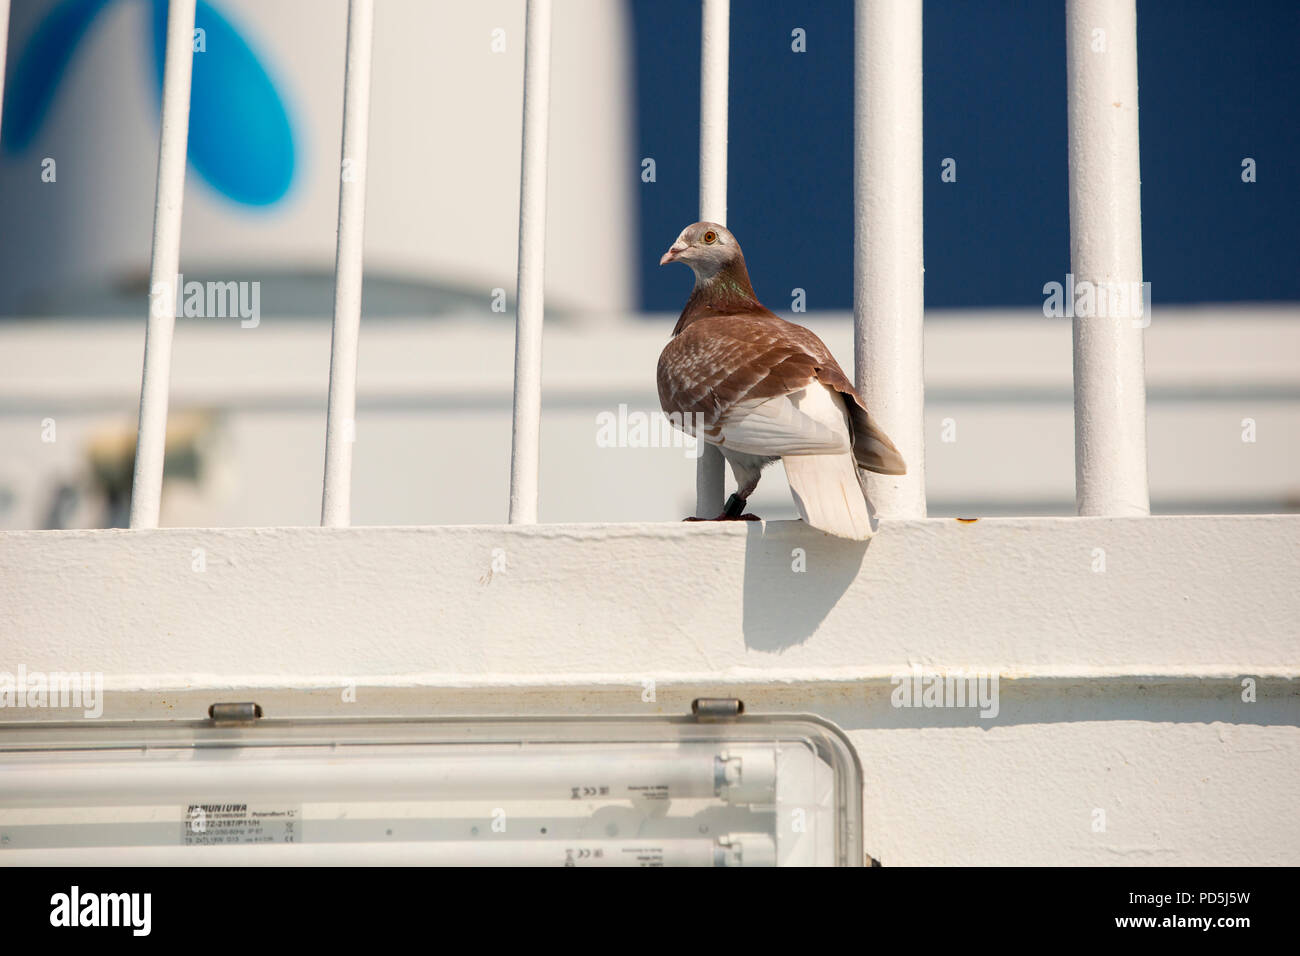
[0,714,863,867]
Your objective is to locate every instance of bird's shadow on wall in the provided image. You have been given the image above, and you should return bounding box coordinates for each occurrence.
[741,520,868,652]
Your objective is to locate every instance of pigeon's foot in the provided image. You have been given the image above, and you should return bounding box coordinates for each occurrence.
[682,493,760,522]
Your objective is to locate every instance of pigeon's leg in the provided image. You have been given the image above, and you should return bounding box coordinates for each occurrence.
[683,450,767,522]
[718,465,763,519]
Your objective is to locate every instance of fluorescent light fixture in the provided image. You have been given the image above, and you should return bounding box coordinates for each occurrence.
[0,714,863,867]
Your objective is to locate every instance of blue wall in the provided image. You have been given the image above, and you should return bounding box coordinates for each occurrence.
[632,0,1300,312]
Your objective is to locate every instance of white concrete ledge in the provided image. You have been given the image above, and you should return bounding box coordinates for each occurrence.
[2,516,1297,865]
[2,515,1295,691]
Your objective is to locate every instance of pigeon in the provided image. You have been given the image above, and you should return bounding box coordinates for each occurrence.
[657,221,905,540]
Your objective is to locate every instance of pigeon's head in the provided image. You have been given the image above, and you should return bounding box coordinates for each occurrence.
[659,222,742,280]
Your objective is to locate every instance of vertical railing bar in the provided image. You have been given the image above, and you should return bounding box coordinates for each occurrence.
[695,0,728,519]
[321,0,377,528]
[1066,0,1150,516]
[128,0,197,529]
[853,0,927,519]
[0,0,11,138]
[508,0,553,525]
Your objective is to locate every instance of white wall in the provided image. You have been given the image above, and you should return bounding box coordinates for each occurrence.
[0,0,637,314]
[0,307,1296,529]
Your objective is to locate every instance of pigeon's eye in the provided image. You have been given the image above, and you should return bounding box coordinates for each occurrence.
[703,231,717,244]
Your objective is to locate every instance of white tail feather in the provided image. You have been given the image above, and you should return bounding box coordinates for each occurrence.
[782,453,873,540]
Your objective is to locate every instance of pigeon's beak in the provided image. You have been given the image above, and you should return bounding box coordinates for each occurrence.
[659,241,688,266]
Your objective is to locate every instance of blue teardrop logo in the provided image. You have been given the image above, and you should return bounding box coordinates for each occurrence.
[2,0,296,207]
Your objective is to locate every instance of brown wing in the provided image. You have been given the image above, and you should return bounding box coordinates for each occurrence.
[657,313,906,474]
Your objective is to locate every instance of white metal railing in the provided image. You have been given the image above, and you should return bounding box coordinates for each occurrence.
[0,1,10,141]
[854,0,926,518]
[99,0,1151,528]
[321,0,376,528]
[507,0,553,525]
[694,0,729,518]
[128,0,196,529]
[1066,0,1150,515]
